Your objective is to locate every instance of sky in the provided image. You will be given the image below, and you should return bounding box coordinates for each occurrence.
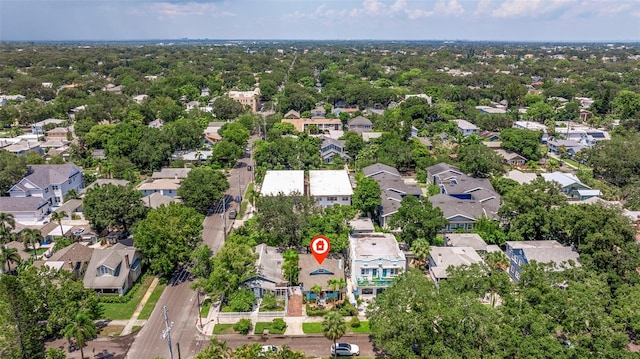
[1,0,639,42]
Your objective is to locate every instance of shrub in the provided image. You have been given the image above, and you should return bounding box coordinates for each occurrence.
[227,289,255,312]
[306,304,328,317]
[350,316,361,328]
[261,291,279,310]
[233,318,252,334]
[338,302,358,316]
[271,318,287,334]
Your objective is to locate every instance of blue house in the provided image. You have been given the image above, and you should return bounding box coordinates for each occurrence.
[299,254,344,302]
[506,241,580,282]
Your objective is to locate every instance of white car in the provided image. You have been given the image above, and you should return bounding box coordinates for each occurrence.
[331,343,360,356]
[261,345,279,353]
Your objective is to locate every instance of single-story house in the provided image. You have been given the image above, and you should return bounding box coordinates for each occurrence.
[244,244,288,299]
[83,245,143,296]
[299,253,344,302]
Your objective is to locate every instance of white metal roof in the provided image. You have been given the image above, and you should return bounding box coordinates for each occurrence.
[260,170,305,196]
[309,170,353,197]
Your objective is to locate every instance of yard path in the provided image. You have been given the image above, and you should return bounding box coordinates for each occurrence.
[120,276,160,335]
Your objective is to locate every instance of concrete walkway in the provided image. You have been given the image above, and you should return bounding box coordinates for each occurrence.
[120,276,160,335]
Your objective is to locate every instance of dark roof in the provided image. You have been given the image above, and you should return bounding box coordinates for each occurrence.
[362,163,400,178]
[347,116,372,127]
[0,197,48,212]
[22,163,81,189]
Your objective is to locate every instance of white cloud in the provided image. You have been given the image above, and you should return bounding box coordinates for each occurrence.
[474,0,492,15]
[491,0,575,18]
[144,1,233,18]
[407,8,434,20]
[434,0,465,16]
[390,0,408,13]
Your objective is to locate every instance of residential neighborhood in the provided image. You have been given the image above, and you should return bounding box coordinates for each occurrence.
[1,40,640,359]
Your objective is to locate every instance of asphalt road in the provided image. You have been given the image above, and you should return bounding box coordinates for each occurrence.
[126,151,255,359]
[218,334,380,358]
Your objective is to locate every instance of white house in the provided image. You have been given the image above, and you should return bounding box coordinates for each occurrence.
[454,119,479,136]
[309,170,353,207]
[31,119,65,136]
[348,232,406,299]
[260,170,305,196]
[0,197,49,224]
[8,163,84,208]
[137,178,181,198]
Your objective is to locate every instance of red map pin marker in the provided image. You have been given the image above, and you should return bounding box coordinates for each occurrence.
[310,235,330,265]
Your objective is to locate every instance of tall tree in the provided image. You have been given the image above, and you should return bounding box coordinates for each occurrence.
[178,167,230,215]
[0,212,16,244]
[0,150,27,195]
[83,184,148,233]
[0,275,44,358]
[323,311,347,359]
[389,196,447,246]
[0,245,20,273]
[21,228,43,258]
[352,176,381,216]
[458,144,505,178]
[256,193,320,248]
[205,243,256,299]
[50,211,67,237]
[133,203,204,275]
[63,312,97,359]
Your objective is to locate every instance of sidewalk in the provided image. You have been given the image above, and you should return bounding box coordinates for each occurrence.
[120,276,160,335]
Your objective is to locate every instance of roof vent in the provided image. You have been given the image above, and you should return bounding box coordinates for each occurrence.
[372,243,377,246]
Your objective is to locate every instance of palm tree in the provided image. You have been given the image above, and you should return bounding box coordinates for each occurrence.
[0,245,21,273]
[21,228,43,258]
[484,251,509,272]
[322,311,346,359]
[411,237,431,270]
[328,278,347,302]
[0,213,16,244]
[64,312,97,359]
[310,284,323,304]
[50,211,67,238]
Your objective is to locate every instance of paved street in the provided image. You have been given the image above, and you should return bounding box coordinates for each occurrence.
[126,151,255,359]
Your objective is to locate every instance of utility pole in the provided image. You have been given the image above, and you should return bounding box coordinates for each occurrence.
[222,198,227,241]
[161,306,174,359]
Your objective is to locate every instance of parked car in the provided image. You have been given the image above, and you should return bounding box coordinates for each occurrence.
[228,209,237,219]
[261,345,279,353]
[331,343,360,356]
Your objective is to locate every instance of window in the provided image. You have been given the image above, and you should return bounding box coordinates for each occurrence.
[371,269,377,277]
[52,185,59,190]
[360,268,368,276]
[388,268,399,276]
[98,266,110,276]
[44,188,49,193]
[342,197,349,201]
[55,197,61,203]
[327,197,337,201]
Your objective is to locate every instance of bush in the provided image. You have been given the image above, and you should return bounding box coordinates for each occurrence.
[227,289,255,312]
[271,318,287,334]
[350,316,361,328]
[306,304,328,317]
[261,291,279,310]
[233,318,252,334]
[338,302,358,316]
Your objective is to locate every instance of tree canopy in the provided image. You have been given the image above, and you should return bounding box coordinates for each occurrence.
[82,184,148,233]
[178,167,230,215]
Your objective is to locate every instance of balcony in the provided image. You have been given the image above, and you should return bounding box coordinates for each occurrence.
[356,277,396,287]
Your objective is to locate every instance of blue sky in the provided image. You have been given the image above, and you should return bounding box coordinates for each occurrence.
[1,0,639,42]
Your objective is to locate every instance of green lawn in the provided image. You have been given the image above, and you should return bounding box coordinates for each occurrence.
[100,276,154,320]
[254,320,286,335]
[200,298,212,317]
[213,324,236,334]
[137,283,166,320]
[303,321,370,334]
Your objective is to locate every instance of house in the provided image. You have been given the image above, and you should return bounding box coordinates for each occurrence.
[176,150,213,162]
[444,233,501,254]
[310,107,326,118]
[478,131,500,142]
[426,163,501,232]
[142,192,180,209]
[574,189,603,201]
[200,88,210,97]
[3,140,42,156]
[506,241,580,282]
[202,121,225,146]
[428,246,483,284]
[541,172,596,199]
[494,149,527,166]
[9,163,84,208]
[46,127,70,142]
[152,168,191,180]
[31,119,64,136]
[320,137,349,163]
[348,232,406,299]
[5,241,33,262]
[513,121,548,132]
[83,246,143,295]
[47,242,94,279]
[244,244,288,299]
[148,119,164,129]
[476,105,507,114]
[104,84,122,95]
[309,170,353,207]
[79,179,130,197]
[186,101,200,111]
[132,94,148,104]
[504,170,538,185]
[260,170,305,196]
[53,199,83,220]
[228,88,260,112]
[416,137,433,150]
[349,218,375,234]
[404,94,432,105]
[137,178,181,198]
[362,163,400,179]
[299,253,345,302]
[0,197,49,224]
[362,132,383,142]
[281,118,342,133]
[347,116,373,133]
[547,139,586,158]
[454,119,479,136]
[284,110,301,119]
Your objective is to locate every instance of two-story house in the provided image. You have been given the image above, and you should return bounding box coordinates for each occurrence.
[506,240,580,282]
[320,137,349,163]
[260,170,305,196]
[9,163,84,208]
[428,246,483,284]
[309,170,353,207]
[83,245,143,295]
[348,233,406,299]
[541,172,600,199]
[454,119,479,136]
[347,116,373,133]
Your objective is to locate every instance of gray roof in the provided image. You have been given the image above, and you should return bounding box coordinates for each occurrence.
[347,116,373,127]
[0,197,48,212]
[54,199,83,215]
[522,247,580,268]
[428,193,500,220]
[379,190,403,218]
[143,192,179,209]
[151,168,192,179]
[376,178,422,197]
[83,247,140,290]
[429,246,483,280]
[253,244,286,287]
[321,137,346,150]
[426,163,461,178]
[349,218,375,233]
[362,163,400,178]
[80,179,130,195]
[445,233,489,251]
[21,163,81,189]
[454,119,479,131]
[49,242,94,263]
